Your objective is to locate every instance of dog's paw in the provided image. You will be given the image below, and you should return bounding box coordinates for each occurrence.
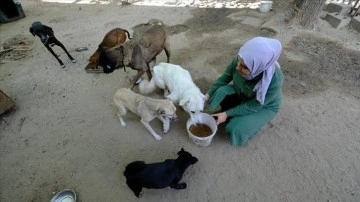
[120,120,127,127]
[166,94,178,103]
[72,60,77,63]
[163,119,170,133]
[179,182,187,189]
[154,134,162,140]
[163,124,170,133]
[164,89,170,97]
[170,182,187,189]
[135,192,143,198]
[60,64,65,68]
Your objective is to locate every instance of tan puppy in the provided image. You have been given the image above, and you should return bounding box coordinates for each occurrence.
[113,88,177,140]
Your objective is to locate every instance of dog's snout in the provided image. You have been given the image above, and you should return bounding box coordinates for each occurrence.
[170,113,178,121]
[190,114,201,123]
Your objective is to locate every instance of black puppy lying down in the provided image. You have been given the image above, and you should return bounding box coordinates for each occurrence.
[124,148,198,198]
[29,21,76,68]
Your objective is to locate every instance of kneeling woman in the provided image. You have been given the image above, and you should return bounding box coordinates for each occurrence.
[205,37,284,146]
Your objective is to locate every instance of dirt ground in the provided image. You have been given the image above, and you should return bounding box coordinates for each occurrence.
[1,0,360,201]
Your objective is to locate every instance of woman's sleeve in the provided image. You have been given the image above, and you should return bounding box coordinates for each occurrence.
[226,98,263,116]
[225,79,281,116]
[207,58,237,97]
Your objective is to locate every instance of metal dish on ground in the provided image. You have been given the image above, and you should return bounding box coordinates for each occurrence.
[75,47,88,52]
[84,64,103,73]
[50,189,77,202]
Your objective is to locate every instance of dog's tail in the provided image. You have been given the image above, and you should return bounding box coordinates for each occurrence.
[139,77,157,95]
[124,161,146,177]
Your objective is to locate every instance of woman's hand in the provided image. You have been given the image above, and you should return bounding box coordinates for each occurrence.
[212,112,227,125]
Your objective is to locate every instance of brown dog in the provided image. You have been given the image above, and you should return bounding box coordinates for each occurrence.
[120,23,170,89]
[86,28,131,70]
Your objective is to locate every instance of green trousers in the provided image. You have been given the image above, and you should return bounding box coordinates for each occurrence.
[209,85,277,146]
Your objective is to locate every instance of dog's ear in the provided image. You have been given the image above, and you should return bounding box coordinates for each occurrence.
[191,156,199,164]
[157,107,165,115]
[177,147,185,155]
[179,98,189,107]
[29,27,35,37]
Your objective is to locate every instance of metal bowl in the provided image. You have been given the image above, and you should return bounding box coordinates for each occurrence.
[50,189,77,202]
[75,47,88,52]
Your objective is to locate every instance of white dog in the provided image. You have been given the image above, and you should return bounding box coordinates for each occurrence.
[113,88,178,140]
[139,63,205,122]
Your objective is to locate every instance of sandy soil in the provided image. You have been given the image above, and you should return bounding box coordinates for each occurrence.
[1,0,360,201]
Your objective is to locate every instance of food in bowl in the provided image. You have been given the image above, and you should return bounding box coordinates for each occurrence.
[189,123,213,137]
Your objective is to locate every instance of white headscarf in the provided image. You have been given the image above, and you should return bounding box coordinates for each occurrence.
[238,37,282,105]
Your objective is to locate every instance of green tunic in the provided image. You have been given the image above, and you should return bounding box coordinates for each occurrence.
[207,57,284,146]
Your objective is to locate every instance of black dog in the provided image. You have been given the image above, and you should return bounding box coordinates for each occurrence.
[99,46,124,74]
[124,148,198,198]
[29,21,76,68]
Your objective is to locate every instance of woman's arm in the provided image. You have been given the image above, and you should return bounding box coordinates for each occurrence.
[225,76,283,117]
[206,58,237,97]
[225,98,263,116]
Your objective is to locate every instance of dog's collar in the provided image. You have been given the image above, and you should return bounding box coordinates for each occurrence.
[42,35,55,45]
[120,47,126,72]
[42,36,50,45]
